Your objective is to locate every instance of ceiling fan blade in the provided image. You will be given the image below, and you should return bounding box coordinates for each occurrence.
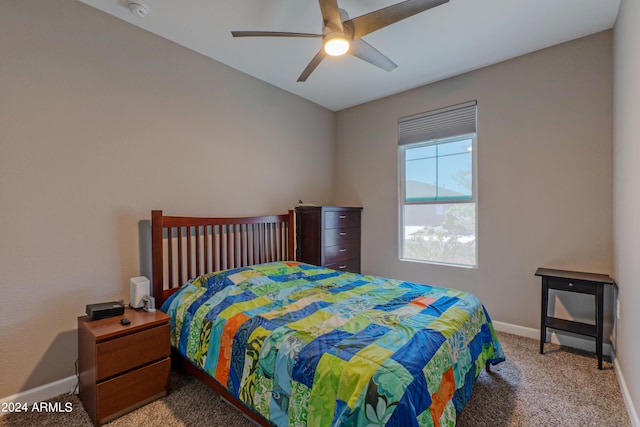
[231,31,322,38]
[349,39,397,72]
[344,0,448,40]
[297,49,327,82]
[318,0,344,33]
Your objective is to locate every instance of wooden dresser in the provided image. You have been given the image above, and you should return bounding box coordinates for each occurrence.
[295,206,363,273]
[78,308,170,426]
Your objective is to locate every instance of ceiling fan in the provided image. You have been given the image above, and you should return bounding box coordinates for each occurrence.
[231,0,449,82]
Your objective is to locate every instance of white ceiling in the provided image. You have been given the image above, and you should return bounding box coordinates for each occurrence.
[79,0,620,112]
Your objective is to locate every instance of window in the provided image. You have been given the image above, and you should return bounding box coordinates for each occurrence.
[398,101,477,267]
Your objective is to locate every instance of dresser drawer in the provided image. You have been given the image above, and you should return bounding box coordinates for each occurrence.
[546,277,597,295]
[324,211,360,229]
[96,323,170,381]
[96,357,170,423]
[325,258,360,273]
[324,243,359,263]
[324,227,360,247]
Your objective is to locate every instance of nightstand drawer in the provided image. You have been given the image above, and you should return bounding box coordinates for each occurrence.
[324,243,359,263]
[546,277,597,295]
[324,227,360,247]
[96,323,170,381]
[324,211,360,229]
[96,358,170,423]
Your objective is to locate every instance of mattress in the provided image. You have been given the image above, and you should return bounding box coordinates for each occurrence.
[162,261,504,426]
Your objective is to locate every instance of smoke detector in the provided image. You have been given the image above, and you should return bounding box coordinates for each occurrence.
[128,2,149,18]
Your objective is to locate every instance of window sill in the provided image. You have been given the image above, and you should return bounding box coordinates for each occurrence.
[399,257,477,269]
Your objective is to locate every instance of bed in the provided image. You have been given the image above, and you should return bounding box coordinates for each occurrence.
[151,210,504,426]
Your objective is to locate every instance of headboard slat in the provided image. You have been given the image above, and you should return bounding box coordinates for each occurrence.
[176,227,182,287]
[186,226,192,280]
[228,224,233,270]
[167,227,174,290]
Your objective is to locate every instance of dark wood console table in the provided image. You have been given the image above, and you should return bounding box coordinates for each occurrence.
[535,267,614,369]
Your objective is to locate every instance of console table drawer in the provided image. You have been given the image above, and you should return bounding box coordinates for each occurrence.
[546,277,596,295]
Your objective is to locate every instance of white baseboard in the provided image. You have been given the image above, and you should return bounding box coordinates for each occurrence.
[611,348,640,427]
[492,320,613,356]
[0,375,77,417]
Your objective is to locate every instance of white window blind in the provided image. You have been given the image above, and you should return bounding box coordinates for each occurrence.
[398,100,477,146]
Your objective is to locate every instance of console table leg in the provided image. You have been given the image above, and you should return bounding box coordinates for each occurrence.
[540,278,549,354]
[596,283,604,370]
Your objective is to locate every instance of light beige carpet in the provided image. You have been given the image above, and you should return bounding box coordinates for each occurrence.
[456,332,630,427]
[0,332,631,426]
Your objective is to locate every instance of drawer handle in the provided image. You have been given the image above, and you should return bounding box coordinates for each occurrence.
[339,248,347,252]
[339,215,347,219]
[338,265,347,269]
[568,282,574,287]
[339,232,347,236]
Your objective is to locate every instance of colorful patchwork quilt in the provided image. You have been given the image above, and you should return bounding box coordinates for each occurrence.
[161,261,504,427]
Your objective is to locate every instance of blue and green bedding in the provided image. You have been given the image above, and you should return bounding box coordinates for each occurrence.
[162,261,504,426]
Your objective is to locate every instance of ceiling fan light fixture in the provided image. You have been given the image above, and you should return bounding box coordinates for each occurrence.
[324,33,350,56]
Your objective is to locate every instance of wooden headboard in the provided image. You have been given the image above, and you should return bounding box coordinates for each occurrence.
[151,210,295,307]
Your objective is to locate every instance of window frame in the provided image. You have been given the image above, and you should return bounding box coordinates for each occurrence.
[398,133,478,268]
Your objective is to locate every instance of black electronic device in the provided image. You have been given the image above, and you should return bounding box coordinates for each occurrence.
[86,301,125,320]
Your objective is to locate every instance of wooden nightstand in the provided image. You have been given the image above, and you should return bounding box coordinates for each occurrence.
[78,308,170,426]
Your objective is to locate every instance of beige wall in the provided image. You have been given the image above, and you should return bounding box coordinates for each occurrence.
[0,0,335,398]
[614,0,640,420]
[335,32,613,332]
